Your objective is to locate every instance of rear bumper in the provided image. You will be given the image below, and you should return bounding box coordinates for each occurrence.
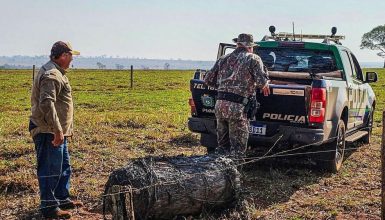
[188,117,331,147]
[248,125,325,147]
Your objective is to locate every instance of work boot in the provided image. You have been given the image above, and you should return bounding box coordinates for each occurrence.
[43,208,71,219]
[59,199,84,210]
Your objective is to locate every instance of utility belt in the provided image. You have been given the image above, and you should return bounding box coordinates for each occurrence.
[217,92,259,119]
[217,92,249,105]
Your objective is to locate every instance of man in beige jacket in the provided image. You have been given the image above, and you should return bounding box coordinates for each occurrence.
[30,41,82,219]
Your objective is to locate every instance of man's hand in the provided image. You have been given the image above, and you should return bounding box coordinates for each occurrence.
[262,82,270,96]
[52,131,64,147]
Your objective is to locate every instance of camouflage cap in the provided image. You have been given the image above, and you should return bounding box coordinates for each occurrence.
[50,41,80,58]
[232,33,259,47]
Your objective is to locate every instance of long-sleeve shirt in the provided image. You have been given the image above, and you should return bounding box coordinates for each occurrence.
[30,61,74,138]
[204,47,269,119]
[204,47,268,97]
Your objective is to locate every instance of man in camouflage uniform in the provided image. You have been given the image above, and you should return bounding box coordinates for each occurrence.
[30,41,83,219]
[204,33,270,157]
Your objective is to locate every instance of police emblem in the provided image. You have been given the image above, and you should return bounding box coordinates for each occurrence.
[201,94,215,107]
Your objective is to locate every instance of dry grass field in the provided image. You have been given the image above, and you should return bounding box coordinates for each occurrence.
[0,68,384,219]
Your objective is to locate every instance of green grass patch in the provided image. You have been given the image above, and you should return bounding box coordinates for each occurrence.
[0,68,383,218]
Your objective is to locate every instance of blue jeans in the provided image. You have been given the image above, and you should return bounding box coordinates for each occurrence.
[33,133,72,215]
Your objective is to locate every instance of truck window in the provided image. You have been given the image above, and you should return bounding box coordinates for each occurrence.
[340,51,354,78]
[255,48,337,73]
[224,48,235,55]
[350,53,364,81]
[346,53,358,80]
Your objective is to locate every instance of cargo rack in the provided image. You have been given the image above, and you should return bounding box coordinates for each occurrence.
[261,26,345,45]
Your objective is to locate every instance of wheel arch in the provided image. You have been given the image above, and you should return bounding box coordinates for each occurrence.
[340,106,348,127]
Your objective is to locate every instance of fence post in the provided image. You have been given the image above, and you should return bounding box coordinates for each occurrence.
[110,185,126,220]
[32,65,35,82]
[381,110,385,220]
[130,65,133,89]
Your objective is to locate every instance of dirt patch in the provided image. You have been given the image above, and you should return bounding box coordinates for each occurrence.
[0,145,34,159]
[18,207,106,220]
[110,119,146,129]
[222,141,380,219]
[165,82,183,89]
[0,176,35,194]
[169,133,200,146]
[77,103,99,109]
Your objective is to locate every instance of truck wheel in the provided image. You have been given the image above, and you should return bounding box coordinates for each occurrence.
[317,120,346,173]
[362,108,374,144]
[200,133,218,153]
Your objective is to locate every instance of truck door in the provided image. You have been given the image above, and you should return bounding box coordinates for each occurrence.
[217,43,236,59]
[349,53,367,127]
[189,43,236,118]
[340,50,362,130]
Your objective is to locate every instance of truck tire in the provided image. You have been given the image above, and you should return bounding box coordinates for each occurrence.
[316,120,346,173]
[200,133,218,153]
[362,107,374,144]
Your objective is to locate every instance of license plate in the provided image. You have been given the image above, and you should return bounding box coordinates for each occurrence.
[249,125,266,135]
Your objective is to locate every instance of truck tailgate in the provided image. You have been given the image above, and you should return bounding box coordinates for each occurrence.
[255,85,310,126]
[190,79,217,118]
[190,79,311,126]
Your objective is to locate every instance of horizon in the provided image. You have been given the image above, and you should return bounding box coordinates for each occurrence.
[0,54,213,62]
[2,54,385,63]
[1,55,383,70]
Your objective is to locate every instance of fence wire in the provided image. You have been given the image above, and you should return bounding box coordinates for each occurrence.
[22,125,374,217]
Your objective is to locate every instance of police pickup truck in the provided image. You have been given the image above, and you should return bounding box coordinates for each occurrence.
[188,27,378,172]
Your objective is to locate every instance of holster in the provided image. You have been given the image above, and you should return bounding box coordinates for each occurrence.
[243,96,259,120]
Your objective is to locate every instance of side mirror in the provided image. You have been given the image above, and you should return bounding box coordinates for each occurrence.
[365,72,378,83]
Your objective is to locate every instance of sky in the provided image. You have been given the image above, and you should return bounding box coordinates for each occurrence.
[0,0,384,62]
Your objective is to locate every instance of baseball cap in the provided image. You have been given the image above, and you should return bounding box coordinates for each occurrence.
[50,41,80,58]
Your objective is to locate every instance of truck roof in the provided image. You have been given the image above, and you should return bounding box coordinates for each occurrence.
[256,41,344,51]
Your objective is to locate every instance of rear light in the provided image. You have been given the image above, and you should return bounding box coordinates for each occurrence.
[309,88,326,123]
[188,97,197,116]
